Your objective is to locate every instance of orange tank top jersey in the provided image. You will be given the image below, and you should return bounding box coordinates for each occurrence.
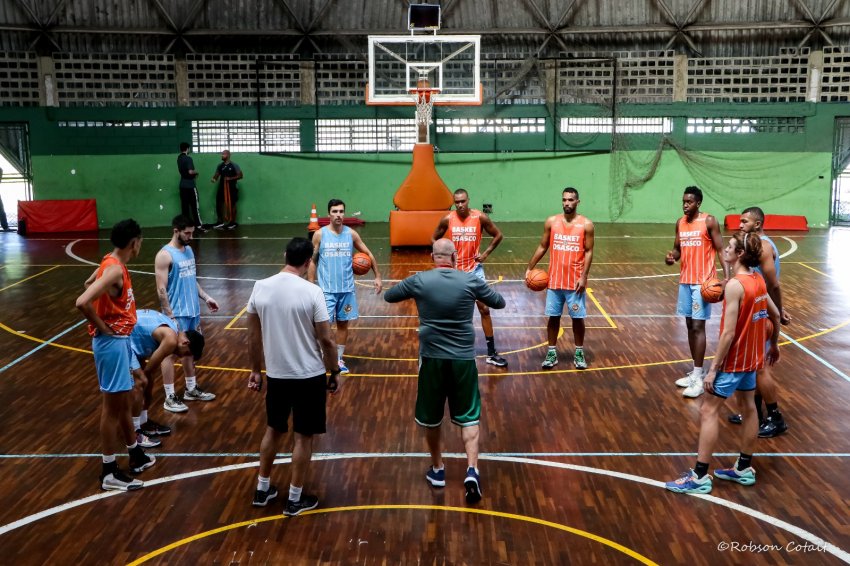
[548,215,586,290]
[678,213,716,284]
[447,210,482,272]
[88,255,137,337]
[720,272,769,373]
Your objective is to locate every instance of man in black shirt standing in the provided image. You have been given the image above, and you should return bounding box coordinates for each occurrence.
[177,142,206,232]
[211,149,243,230]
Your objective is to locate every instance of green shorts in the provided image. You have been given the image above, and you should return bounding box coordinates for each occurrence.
[415,357,480,427]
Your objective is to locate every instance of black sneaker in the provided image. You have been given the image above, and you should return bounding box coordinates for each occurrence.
[485,354,508,367]
[140,419,172,436]
[213,222,227,230]
[225,222,238,230]
[728,414,743,425]
[283,494,319,516]
[129,446,156,474]
[252,485,278,507]
[758,415,788,438]
[195,225,209,233]
[464,467,482,504]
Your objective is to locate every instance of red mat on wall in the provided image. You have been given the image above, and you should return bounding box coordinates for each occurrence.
[724,214,808,231]
[18,199,98,233]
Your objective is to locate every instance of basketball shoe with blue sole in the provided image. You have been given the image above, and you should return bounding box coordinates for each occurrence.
[665,470,712,494]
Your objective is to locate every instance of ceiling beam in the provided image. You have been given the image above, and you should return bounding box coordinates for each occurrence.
[147,0,179,31]
[273,0,306,33]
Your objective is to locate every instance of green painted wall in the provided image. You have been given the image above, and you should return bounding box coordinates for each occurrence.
[31,149,833,227]
[3,101,845,227]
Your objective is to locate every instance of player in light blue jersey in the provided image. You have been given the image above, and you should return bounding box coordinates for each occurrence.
[308,199,382,374]
[155,215,220,406]
[131,309,205,428]
[728,206,792,437]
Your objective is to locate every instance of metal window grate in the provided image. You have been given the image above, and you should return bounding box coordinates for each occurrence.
[560,117,672,134]
[436,117,546,133]
[191,120,300,153]
[686,117,805,134]
[315,119,416,151]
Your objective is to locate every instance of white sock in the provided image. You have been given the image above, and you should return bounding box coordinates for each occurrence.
[548,346,556,353]
[692,366,704,377]
[132,416,141,430]
[288,484,303,502]
[140,410,148,425]
[126,441,138,450]
[102,454,116,464]
[575,346,584,352]
[337,345,346,360]
[432,464,444,471]
[164,383,175,397]
[257,476,270,492]
[186,376,197,391]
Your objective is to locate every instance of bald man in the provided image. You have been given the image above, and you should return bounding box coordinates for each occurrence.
[384,239,506,505]
[211,149,243,230]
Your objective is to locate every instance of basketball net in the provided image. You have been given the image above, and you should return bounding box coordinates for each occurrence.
[412,77,439,144]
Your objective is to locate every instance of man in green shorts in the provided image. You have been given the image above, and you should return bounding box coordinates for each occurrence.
[384,238,506,504]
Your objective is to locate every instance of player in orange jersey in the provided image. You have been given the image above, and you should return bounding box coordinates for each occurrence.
[666,231,780,495]
[665,186,729,398]
[433,189,507,367]
[75,219,155,492]
[526,187,595,370]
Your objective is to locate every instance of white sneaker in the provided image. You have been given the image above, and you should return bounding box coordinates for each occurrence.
[675,371,694,387]
[163,392,189,413]
[683,378,704,398]
[183,386,216,401]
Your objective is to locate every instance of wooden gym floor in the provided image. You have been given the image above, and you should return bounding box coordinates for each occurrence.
[0,222,849,565]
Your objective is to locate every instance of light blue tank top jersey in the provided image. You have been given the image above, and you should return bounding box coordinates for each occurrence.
[754,235,780,278]
[131,309,177,358]
[317,226,355,293]
[164,244,200,317]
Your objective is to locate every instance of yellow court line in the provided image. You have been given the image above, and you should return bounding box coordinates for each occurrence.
[587,287,617,329]
[0,265,60,293]
[796,262,831,278]
[2,320,846,377]
[224,305,248,330]
[126,504,657,566]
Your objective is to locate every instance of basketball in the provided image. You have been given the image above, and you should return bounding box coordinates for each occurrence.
[525,269,549,292]
[352,252,371,275]
[700,277,724,303]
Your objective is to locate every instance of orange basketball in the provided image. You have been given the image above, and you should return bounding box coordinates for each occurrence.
[525,269,549,292]
[352,252,371,275]
[700,277,724,303]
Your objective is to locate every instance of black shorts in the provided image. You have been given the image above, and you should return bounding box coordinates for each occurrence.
[265,374,327,435]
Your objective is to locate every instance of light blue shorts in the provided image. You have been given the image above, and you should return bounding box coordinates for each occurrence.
[545,289,586,319]
[471,264,485,282]
[175,315,201,333]
[325,292,358,322]
[92,334,140,393]
[711,370,757,399]
[676,284,712,321]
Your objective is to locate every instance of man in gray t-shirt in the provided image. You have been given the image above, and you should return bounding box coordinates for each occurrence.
[384,238,505,504]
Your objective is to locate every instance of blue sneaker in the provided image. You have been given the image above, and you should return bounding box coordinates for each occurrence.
[425,466,445,487]
[338,359,350,375]
[665,470,712,494]
[464,467,482,504]
[714,461,756,486]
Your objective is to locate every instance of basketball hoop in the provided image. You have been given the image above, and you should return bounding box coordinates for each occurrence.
[410,78,440,127]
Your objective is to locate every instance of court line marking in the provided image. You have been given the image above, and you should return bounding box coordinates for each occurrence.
[1,319,847,376]
[224,305,247,330]
[587,288,617,329]
[0,320,87,373]
[64,240,257,282]
[778,236,798,259]
[797,262,830,278]
[1,454,846,564]
[128,505,657,566]
[781,331,850,384]
[0,265,60,293]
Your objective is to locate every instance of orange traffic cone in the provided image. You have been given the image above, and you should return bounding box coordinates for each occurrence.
[307,203,320,232]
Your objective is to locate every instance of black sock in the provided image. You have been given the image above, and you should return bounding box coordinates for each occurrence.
[485,336,496,356]
[754,394,764,423]
[766,402,780,418]
[694,461,710,479]
[737,453,753,470]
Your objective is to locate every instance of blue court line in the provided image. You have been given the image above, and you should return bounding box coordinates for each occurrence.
[0,451,849,459]
[0,320,86,373]
[781,331,850,384]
